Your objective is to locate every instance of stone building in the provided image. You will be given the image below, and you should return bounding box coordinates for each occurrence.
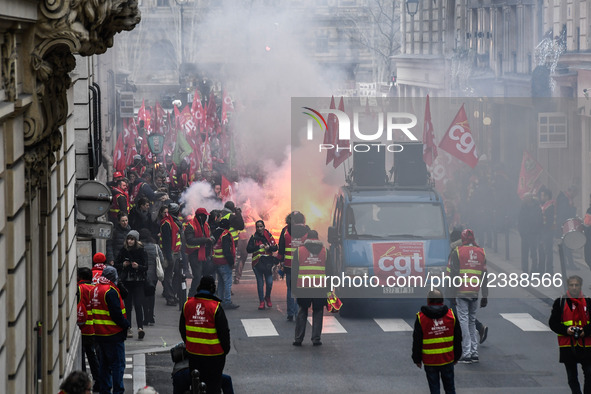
[0,1,140,392]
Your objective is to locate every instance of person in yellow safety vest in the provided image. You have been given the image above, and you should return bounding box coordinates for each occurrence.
[91,266,130,394]
[160,204,183,306]
[292,230,327,347]
[446,228,488,364]
[220,201,245,246]
[212,218,239,310]
[180,275,230,394]
[278,211,309,321]
[412,289,462,394]
[77,267,100,392]
[549,275,591,393]
[108,178,130,224]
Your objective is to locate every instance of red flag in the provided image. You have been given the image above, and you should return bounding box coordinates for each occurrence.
[422,95,438,167]
[430,150,462,193]
[438,104,479,168]
[221,175,234,202]
[221,90,234,125]
[333,97,352,168]
[517,151,543,199]
[323,96,337,165]
[206,91,218,132]
[138,99,151,130]
[114,131,126,172]
[202,137,213,171]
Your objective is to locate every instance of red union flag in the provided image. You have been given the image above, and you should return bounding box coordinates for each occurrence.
[517,150,543,199]
[372,242,425,286]
[438,104,479,168]
[422,95,438,166]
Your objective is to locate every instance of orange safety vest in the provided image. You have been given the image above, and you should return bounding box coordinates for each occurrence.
[212,230,235,266]
[282,228,307,268]
[418,308,456,366]
[184,219,211,259]
[160,215,182,253]
[183,297,224,356]
[91,282,127,336]
[250,230,276,267]
[296,245,326,288]
[77,281,95,336]
[557,297,591,348]
[455,245,486,295]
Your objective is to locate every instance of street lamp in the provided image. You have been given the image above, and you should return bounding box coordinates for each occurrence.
[406,0,419,17]
[175,0,188,65]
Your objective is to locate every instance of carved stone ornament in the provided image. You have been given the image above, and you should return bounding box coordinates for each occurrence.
[1,32,17,102]
[23,0,141,192]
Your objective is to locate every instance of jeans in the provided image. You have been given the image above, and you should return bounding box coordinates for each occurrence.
[564,361,591,394]
[163,255,178,302]
[294,298,324,343]
[188,355,226,394]
[425,363,455,394]
[96,340,126,394]
[253,262,273,302]
[189,255,214,298]
[456,297,479,358]
[284,267,297,318]
[216,264,233,305]
[173,368,234,394]
[123,281,145,329]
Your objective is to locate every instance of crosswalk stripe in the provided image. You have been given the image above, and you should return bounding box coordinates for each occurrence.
[500,313,551,332]
[307,315,347,334]
[123,374,133,379]
[241,318,279,337]
[374,318,413,332]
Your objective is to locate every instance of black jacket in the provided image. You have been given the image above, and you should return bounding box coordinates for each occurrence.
[106,224,130,263]
[185,214,213,260]
[179,291,231,355]
[412,304,462,365]
[549,296,591,363]
[213,227,235,267]
[95,284,131,343]
[114,246,148,282]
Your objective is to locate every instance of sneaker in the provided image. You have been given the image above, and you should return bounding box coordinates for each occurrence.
[286,315,294,322]
[127,328,133,338]
[312,341,322,346]
[292,341,302,346]
[224,303,240,310]
[265,296,272,308]
[233,278,239,284]
[479,326,488,344]
[470,355,479,363]
[258,301,265,310]
[138,328,145,340]
[457,357,472,364]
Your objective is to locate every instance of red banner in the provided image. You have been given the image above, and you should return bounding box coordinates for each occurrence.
[221,175,234,202]
[438,105,479,168]
[422,95,438,167]
[333,97,351,168]
[517,150,543,199]
[372,242,425,285]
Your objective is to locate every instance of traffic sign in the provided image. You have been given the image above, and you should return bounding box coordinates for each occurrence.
[76,181,112,219]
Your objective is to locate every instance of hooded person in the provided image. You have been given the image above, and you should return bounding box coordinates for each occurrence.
[212,218,239,309]
[412,289,462,393]
[92,252,107,284]
[185,208,215,296]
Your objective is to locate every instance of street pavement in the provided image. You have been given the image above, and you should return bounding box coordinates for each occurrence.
[119,230,590,393]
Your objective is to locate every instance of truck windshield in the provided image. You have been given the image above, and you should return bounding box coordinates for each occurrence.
[346,202,446,239]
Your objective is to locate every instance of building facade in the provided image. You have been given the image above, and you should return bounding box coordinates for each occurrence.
[0,1,140,392]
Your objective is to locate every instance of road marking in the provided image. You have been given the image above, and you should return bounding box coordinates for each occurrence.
[307,315,347,333]
[374,318,413,332]
[241,318,279,337]
[124,374,133,379]
[133,353,146,393]
[500,313,551,331]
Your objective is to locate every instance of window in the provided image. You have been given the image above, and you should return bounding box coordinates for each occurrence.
[345,202,446,239]
[538,112,567,148]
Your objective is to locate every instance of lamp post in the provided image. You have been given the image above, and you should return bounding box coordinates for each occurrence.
[176,0,187,66]
[406,0,419,17]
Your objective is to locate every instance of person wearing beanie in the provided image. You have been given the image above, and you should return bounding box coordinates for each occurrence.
[92,265,130,393]
[92,252,107,283]
[114,229,148,340]
[180,276,231,394]
[447,228,488,364]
